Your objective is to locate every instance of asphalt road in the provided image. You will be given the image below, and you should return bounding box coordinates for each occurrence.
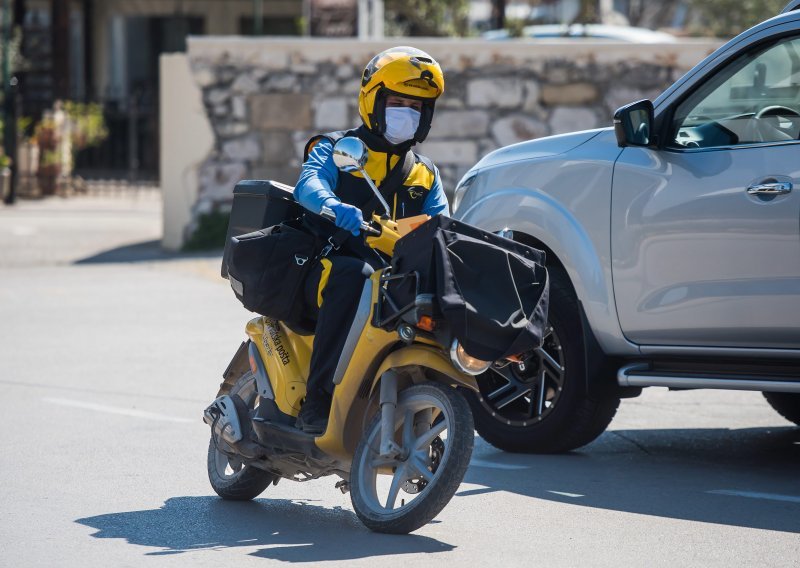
[1,194,798,567]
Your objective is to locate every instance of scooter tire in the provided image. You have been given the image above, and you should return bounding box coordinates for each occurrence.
[350,382,474,534]
[207,439,277,501]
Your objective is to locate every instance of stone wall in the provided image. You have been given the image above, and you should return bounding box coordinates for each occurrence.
[163,37,721,248]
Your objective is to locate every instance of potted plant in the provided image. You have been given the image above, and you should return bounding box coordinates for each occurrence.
[34,115,59,196]
[64,101,108,186]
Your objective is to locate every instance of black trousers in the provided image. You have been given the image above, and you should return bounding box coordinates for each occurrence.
[302,255,374,398]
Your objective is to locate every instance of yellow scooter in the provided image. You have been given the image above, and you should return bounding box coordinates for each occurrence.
[204,137,488,534]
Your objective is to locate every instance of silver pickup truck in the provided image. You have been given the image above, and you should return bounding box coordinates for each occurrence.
[453,2,800,453]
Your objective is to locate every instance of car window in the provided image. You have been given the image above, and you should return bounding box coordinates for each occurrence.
[670,35,800,149]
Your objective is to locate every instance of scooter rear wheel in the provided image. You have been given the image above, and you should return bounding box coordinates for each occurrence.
[207,371,277,501]
[350,382,474,534]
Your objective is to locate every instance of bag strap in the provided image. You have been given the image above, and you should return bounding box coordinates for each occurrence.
[322,150,415,257]
[375,150,415,214]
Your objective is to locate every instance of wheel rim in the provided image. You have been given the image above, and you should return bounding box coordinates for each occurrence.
[212,374,258,480]
[475,324,565,426]
[355,392,452,517]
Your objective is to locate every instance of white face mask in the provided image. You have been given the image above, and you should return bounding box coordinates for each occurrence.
[383,107,421,145]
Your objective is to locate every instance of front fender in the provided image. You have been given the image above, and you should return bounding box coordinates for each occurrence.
[457,186,634,355]
[461,187,603,295]
[372,345,479,396]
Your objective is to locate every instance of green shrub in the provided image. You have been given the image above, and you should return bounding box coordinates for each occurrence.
[183,210,231,251]
[64,101,109,152]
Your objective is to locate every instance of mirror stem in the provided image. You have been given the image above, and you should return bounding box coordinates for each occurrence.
[359,167,392,216]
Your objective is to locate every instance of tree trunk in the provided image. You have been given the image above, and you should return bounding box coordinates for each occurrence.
[491,0,505,29]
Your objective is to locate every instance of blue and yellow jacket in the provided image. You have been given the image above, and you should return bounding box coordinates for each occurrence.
[295,127,449,223]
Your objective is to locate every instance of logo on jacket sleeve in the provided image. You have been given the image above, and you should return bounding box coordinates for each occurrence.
[295,254,309,266]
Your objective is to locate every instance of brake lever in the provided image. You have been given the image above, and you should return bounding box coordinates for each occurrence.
[320,206,381,236]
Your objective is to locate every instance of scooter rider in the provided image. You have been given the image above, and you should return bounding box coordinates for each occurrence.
[293,46,449,434]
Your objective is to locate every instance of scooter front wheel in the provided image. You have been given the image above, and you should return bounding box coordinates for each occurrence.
[350,382,474,534]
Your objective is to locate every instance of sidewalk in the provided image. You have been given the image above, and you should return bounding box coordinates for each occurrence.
[0,190,161,267]
[0,190,220,277]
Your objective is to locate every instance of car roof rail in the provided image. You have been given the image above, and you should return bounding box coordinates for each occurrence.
[781,0,800,13]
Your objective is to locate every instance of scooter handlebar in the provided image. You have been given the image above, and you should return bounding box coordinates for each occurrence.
[320,206,380,236]
[319,205,337,222]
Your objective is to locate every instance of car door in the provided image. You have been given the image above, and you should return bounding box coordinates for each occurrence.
[611,33,800,349]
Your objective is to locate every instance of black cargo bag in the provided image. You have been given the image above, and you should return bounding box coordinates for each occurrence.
[390,216,549,361]
[226,220,320,322]
[221,180,304,278]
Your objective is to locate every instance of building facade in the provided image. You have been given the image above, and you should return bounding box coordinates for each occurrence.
[17,0,304,178]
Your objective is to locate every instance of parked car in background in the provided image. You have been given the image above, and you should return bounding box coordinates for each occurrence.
[455,1,800,453]
[483,23,677,43]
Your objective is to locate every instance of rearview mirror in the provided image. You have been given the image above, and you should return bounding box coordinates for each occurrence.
[614,100,654,148]
[332,137,368,172]
[331,136,391,215]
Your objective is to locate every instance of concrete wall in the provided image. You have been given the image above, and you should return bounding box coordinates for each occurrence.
[161,37,722,249]
[160,54,215,250]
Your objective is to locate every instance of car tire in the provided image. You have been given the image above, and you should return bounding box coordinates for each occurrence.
[762,392,800,426]
[466,266,620,453]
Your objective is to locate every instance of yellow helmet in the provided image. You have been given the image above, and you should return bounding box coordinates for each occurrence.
[358,46,445,143]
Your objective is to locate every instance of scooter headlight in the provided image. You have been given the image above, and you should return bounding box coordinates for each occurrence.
[450,340,491,375]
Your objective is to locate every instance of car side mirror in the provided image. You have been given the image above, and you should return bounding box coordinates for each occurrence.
[614,100,655,148]
[332,137,368,172]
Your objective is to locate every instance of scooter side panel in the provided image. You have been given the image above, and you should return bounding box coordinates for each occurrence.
[315,273,398,462]
[246,317,310,416]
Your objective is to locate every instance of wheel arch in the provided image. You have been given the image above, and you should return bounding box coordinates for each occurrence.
[457,187,637,358]
[458,188,608,327]
[512,229,639,398]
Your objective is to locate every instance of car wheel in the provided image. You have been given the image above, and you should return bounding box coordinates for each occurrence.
[762,392,800,426]
[466,266,620,453]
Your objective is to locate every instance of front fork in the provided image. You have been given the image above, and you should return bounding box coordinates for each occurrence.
[377,370,436,459]
[379,370,404,459]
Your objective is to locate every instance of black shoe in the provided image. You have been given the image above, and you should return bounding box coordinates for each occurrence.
[295,392,331,435]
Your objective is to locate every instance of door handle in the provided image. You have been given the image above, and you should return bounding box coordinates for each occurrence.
[746,181,793,195]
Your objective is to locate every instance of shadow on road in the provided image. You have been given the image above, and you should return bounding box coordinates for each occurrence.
[75,425,799,561]
[465,425,800,534]
[75,496,454,561]
[74,240,221,265]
